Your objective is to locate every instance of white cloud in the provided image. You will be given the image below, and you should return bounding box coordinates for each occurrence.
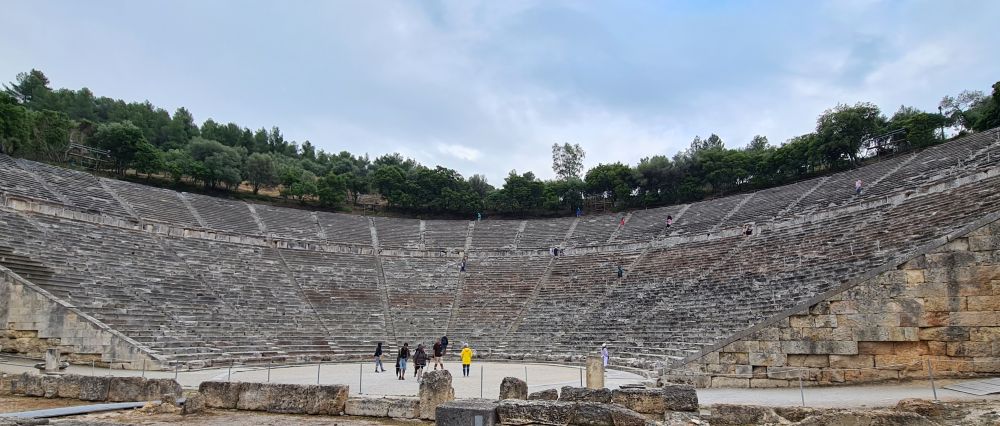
[436,143,483,162]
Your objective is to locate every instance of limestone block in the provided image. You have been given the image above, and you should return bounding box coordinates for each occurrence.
[611,388,666,414]
[970,327,1000,341]
[780,341,857,355]
[586,355,604,389]
[873,355,923,371]
[828,355,874,369]
[710,377,749,388]
[143,378,182,401]
[346,397,391,417]
[497,400,575,426]
[559,386,612,403]
[418,369,454,420]
[918,326,970,341]
[0,374,13,396]
[499,376,528,400]
[55,374,83,399]
[892,342,930,356]
[387,396,420,418]
[797,410,936,425]
[786,354,830,367]
[435,399,500,426]
[905,270,925,284]
[843,369,899,382]
[919,297,965,312]
[107,376,145,402]
[967,296,1000,311]
[709,404,785,425]
[306,384,349,415]
[182,392,206,415]
[750,379,791,388]
[78,376,111,401]
[572,402,648,426]
[946,342,993,357]
[718,352,749,364]
[748,352,786,367]
[789,315,812,328]
[198,381,240,409]
[529,388,559,400]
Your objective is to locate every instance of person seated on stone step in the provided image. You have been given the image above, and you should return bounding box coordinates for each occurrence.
[665,215,673,229]
[743,223,753,237]
[616,264,624,278]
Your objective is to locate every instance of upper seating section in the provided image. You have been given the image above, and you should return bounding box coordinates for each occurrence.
[518,217,573,249]
[17,160,131,217]
[424,220,468,249]
[470,220,520,249]
[0,155,61,203]
[316,211,372,246]
[255,204,320,240]
[183,193,261,235]
[374,217,421,248]
[101,178,200,227]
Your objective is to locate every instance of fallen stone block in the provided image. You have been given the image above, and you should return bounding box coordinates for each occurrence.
[107,376,146,402]
[78,376,111,401]
[0,374,16,396]
[55,374,83,399]
[306,384,349,415]
[797,409,936,426]
[497,399,576,426]
[500,377,528,400]
[21,374,58,398]
[436,399,500,426]
[529,388,559,401]
[235,382,269,411]
[612,388,666,415]
[661,384,699,412]
[182,392,206,415]
[418,369,455,420]
[709,404,787,425]
[571,401,650,426]
[387,396,421,418]
[198,381,240,409]
[142,378,182,401]
[346,397,391,417]
[559,386,612,403]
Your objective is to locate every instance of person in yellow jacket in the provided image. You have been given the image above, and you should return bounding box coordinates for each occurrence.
[460,343,473,377]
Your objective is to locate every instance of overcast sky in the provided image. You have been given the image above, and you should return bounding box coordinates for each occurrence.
[2,1,998,183]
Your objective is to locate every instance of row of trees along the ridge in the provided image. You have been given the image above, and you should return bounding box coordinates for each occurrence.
[1,69,999,218]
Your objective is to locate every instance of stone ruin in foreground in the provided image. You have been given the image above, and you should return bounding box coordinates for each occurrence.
[1,128,999,388]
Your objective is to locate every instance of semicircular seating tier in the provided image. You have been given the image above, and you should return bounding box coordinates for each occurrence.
[0,128,998,368]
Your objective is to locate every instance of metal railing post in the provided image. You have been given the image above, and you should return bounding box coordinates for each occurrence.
[267,360,271,383]
[174,364,179,381]
[317,361,322,384]
[359,363,363,395]
[798,371,805,407]
[141,359,146,378]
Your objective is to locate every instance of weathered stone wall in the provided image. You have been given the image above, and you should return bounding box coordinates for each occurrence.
[0,268,163,369]
[668,218,1000,388]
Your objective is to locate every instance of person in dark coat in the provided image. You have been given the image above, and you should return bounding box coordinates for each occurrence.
[413,344,429,381]
[441,335,449,356]
[397,343,410,380]
[374,342,385,372]
[433,339,444,370]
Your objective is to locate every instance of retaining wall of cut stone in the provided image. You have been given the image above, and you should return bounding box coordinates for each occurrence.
[0,267,164,369]
[668,218,1000,388]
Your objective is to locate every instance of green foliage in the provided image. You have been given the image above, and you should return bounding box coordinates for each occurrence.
[973,81,1000,132]
[245,152,278,194]
[585,162,635,204]
[91,121,148,174]
[552,142,586,179]
[3,68,997,219]
[317,173,348,207]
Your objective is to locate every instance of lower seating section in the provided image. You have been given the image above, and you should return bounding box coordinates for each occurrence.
[470,220,520,249]
[423,220,469,249]
[255,204,320,240]
[512,251,640,356]
[101,178,200,227]
[568,213,621,246]
[373,217,421,248]
[316,211,372,246]
[381,256,460,347]
[169,238,337,361]
[449,256,547,349]
[19,159,131,217]
[279,248,385,356]
[518,217,573,248]
[185,193,261,235]
[0,155,61,203]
